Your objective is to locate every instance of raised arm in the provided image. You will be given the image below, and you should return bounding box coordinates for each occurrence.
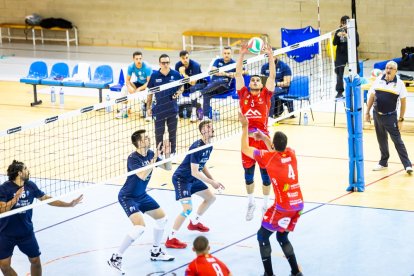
[238,112,255,158]
[236,42,249,90]
[264,44,276,91]
[40,194,83,207]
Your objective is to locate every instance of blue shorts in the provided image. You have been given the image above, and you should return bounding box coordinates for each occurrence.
[172,175,208,200]
[118,193,160,217]
[0,233,41,259]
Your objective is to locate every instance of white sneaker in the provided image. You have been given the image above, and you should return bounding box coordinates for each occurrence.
[170,152,178,164]
[150,248,175,261]
[145,115,152,122]
[190,112,197,123]
[372,164,387,171]
[107,253,125,275]
[406,167,413,175]
[246,202,256,221]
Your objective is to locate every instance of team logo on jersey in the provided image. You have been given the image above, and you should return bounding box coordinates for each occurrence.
[283,183,290,192]
[138,71,142,75]
[245,109,262,118]
[278,217,291,228]
[244,100,248,105]
[129,206,136,212]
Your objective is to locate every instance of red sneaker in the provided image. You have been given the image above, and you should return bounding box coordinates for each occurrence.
[187,221,210,232]
[165,238,187,249]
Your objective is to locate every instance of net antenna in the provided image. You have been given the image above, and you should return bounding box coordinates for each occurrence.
[0,31,335,218]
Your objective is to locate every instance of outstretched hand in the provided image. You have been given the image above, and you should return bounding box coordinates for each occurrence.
[240,41,249,54]
[253,129,266,141]
[69,194,83,207]
[263,43,273,56]
[238,111,248,127]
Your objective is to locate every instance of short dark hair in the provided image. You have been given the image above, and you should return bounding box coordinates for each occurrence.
[250,74,261,80]
[193,236,209,253]
[159,54,170,62]
[7,160,25,181]
[179,50,189,57]
[199,120,212,133]
[341,15,350,24]
[273,131,288,152]
[132,51,142,58]
[131,130,146,148]
[223,46,232,50]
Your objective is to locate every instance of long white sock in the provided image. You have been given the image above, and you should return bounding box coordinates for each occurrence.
[190,213,201,224]
[168,229,177,240]
[263,195,269,207]
[118,225,145,255]
[248,194,255,204]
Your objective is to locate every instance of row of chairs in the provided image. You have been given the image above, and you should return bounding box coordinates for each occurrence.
[20,61,114,106]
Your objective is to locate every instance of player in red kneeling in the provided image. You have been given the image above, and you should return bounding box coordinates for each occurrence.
[236,42,276,221]
[239,112,304,276]
[166,120,224,249]
[185,236,232,276]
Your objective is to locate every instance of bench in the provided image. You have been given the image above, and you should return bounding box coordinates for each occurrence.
[0,23,78,47]
[182,30,268,51]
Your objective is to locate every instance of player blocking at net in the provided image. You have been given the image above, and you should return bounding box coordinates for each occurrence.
[236,41,275,221]
[239,113,304,276]
[165,120,225,249]
[0,160,83,276]
[107,130,174,275]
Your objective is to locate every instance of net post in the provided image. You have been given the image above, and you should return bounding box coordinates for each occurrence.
[345,18,365,192]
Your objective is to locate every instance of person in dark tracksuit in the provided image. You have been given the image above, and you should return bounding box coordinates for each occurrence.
[333,15,360,98]
[365,60,413,175]
[147,54,183,155]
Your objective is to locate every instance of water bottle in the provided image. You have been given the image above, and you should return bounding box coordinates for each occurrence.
[105,94,112,113]
[197,108,203,120]
[183,107,188,119]
[141,101,146,118]
[303,112,308,125]
[208,107,213,119]
[50,87,56,104]
[215,109,220,121]
[59,88,64,105]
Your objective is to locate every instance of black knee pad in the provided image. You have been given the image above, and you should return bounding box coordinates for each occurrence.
[244,165,255,185]
[276,231,289,244]
[260,168,271,186]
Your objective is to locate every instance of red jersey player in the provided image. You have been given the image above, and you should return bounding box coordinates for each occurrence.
[185,236,232,276]
[235,41,276,221]
[239,112,304,276]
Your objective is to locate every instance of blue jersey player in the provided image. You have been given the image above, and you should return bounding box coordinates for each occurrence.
[107,130,174,275]
[165,120,225,249]
[0,160,83,276]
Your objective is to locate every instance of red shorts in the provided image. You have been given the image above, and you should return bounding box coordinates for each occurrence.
[261,206,302,232]
[241,137,268,168]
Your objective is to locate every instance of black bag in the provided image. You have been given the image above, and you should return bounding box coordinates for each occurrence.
[399,47,414,71]
[39,18,73,29]
[398,73,414,81]
[25,14,42,26]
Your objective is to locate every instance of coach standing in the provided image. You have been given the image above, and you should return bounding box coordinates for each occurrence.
[147,54,183,156]
[365,61,413,174]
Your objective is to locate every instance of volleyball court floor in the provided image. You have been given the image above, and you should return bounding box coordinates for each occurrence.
[0,43,413,275]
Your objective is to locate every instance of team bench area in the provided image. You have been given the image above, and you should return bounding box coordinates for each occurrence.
[182,30,268,51]
[0,23,78,47]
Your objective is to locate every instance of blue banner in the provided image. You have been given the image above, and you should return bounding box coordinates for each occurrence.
[281,26,319,62]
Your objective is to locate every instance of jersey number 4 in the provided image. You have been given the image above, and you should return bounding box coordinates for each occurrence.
[288,164,296,180]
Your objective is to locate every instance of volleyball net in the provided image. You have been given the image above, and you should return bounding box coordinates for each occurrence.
[0,31,335,218]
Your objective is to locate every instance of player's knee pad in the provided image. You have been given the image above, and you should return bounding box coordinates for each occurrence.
[244,166,255,185]
[128,225,145,241]
[180,200,193,218]
[260,168,271,186]
[276,231,289,244]
[257,226,272,243]
[154,216,167,230]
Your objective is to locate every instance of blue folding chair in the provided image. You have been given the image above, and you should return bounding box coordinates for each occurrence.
[84,65,114,102]
[109,69,125,92]
[19,61,48,106]
[279,75,314,125]
[41,62,70,86]
[62,64,91,87]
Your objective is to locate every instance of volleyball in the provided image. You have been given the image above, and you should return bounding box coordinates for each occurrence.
[371,68,383,78]
[247,37,264,54]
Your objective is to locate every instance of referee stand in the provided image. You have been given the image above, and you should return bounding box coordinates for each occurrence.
[344,19,365,192]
